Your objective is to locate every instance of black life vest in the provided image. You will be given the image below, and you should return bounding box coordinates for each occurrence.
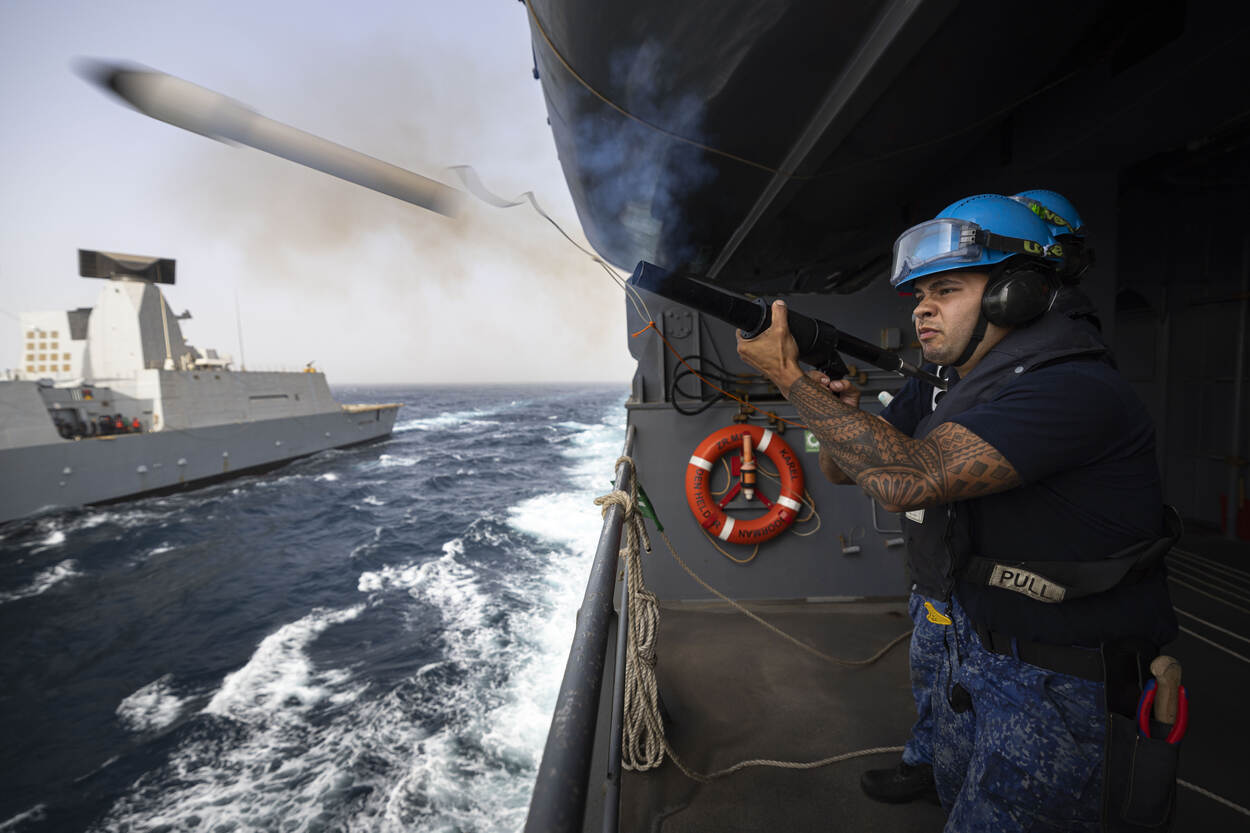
[901,311,1176,602]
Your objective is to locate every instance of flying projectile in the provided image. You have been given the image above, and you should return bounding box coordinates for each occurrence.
[82,62,462,218]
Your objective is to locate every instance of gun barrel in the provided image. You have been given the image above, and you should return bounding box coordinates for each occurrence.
[629,261,768,332]
[628,261,947,390]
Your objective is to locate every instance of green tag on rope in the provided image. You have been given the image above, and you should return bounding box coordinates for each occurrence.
[611,476,664,531]
[634,480,663,531]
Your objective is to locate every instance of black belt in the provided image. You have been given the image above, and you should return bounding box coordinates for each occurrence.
[976,624,1104,683]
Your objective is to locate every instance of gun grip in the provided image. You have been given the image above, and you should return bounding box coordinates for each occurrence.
[738,297,773,339]
[740,297,849,380]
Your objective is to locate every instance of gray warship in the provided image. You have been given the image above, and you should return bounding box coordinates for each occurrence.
[0,249,398,525]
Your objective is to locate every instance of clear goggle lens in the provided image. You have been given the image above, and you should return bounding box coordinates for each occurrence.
[890,219,984,288]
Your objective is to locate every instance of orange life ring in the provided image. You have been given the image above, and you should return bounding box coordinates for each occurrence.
[685,424,805,545]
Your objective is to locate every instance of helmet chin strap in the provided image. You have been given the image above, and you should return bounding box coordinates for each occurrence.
[952,313,988,369]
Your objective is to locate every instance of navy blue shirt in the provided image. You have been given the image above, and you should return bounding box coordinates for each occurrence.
[884,359,1175,647]
[880,371,940,436]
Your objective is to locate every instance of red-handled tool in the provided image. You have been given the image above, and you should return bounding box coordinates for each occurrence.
[1137,656,1188,744]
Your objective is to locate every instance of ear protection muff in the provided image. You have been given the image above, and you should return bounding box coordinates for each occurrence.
[1056,236,1095,284]
[981,258,1057,327]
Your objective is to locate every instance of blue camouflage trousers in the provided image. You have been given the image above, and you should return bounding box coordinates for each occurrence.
[930,596,1106,832]
[902,590,944,767]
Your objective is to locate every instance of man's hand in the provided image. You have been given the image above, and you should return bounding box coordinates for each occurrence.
[735,300,804,393]
[807,370,861,410]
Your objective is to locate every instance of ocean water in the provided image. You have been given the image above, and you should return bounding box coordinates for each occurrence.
[0,384,627,832]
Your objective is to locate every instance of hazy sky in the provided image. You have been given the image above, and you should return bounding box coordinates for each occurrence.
[0,1,637,384]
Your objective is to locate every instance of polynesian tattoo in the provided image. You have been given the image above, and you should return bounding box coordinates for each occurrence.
[789,375,1022,508]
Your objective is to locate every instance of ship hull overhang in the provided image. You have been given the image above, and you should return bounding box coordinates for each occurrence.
[527,0,1250,293]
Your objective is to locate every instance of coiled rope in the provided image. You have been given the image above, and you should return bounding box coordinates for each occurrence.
[594,459,663,772]
[594,457,909,782]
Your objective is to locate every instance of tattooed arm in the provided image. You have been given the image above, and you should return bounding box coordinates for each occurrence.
[736,299,1021,510]
[788,375,1021,510]
[804,370,859,485]
[818,446,855,485]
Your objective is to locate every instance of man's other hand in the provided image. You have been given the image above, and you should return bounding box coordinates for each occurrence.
[735,300,804,393]
[807,370,861,410]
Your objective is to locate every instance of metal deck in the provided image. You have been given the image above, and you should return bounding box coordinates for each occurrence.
[611,531,1250,832]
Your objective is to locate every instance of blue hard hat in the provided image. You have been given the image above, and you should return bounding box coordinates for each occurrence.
[890,193,1061,292]
[1011,189,1084,239]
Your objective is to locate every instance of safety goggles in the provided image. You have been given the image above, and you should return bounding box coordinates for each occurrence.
[889,218,1063,288]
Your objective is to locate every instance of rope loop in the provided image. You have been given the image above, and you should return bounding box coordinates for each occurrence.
[593,489,634,518]
[595,457,652,556]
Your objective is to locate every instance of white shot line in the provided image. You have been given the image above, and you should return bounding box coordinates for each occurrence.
[1178,626,1250,665]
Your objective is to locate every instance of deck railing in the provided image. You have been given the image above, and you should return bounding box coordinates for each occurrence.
[524,424,635,833]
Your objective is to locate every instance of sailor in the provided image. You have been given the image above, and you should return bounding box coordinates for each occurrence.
[736,193,1178,832]
[131,417,143,433]
[114,414,127,433]
[854,189,1110,806]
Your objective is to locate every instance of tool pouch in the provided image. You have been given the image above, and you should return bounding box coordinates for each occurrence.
[1103,712,1179,831]
[1101,643,1180,832]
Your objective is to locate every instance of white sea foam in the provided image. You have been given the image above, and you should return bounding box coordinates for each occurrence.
[376,453,421,468]
[395,407,505,433]
[96,606,371,832]
[349,525,386,560]
[75,512,112,530]
[352,544,556,830]
[357,540,490,662]
[204,606,364,721]
[24,525,68,554]
[317,472,340,482]
[0,804,46,831]
[56,505,182,533]
[398,403,625,827]
[346,406,624,830]
[492,488,614,763]
[116,675,187,733]
[72,756,119,785]
[0,560,81,604]
[95,395,627,833]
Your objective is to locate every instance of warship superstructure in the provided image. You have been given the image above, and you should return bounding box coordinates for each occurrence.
[0,249,398,525]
